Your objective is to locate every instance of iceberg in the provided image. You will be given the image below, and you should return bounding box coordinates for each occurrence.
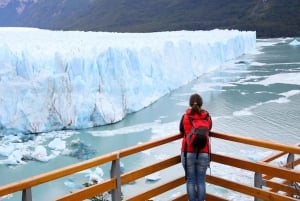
[0,28,256,135]
[289,39,300,46]
[145,172,161,182]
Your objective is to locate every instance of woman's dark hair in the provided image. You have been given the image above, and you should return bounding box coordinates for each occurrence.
[189,93,203,115]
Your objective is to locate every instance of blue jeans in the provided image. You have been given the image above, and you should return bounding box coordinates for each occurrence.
[181,152,209,201]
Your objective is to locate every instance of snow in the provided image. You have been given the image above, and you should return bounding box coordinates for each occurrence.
[0,27,256,135]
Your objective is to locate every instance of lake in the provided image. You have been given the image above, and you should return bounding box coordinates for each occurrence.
[0,37,300,201]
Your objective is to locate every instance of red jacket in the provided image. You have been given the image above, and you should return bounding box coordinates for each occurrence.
[180,108,212,153]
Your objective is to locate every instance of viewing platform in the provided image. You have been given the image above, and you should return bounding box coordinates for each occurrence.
[0,131,299,201]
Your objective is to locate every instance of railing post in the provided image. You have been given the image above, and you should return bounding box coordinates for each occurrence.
[254,172,263,201]
[286,153,295,197]
[110,152,122,201]
[287,153,294,169]
[22,188,32,201]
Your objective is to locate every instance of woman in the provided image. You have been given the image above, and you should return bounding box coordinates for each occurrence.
[179,93,212,201]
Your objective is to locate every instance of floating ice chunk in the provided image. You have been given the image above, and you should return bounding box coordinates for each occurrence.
[67,139,96,159]
[0,149,26,165]
[88,172,103,184]
[48,138,66,150]
[154,154,169,160]
[31,145,48,161]
[171,191,183,199]
[64,179,83,190]
[0,194,13,200]
[289,39,300,46]
[233,110,253,116]
[10,149,26,164]
[31,145,56,162]
[280,90,300,98]
[145,172,161,182]
[258,72,300,86]
[141,149,151,155]
[120,161,125,174]
[2,135,22,143]
[0,143,15,156]
[247,150,274,161]
[79,167,105,184]
[94,166,104,178]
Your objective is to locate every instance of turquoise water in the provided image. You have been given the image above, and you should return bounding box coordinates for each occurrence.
[1,38,300,200]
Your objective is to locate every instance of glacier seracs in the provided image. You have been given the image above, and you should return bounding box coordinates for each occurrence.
[0,28,256,134]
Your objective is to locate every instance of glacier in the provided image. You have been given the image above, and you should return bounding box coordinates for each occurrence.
[0,28,256,135]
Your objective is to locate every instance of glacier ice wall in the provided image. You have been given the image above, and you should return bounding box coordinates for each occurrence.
[0,28,256,134]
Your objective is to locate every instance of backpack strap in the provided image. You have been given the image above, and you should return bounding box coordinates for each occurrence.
[187,116,202,159]
[186,116,195,139]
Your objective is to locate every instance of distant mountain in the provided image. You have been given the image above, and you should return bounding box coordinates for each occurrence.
[1,0,300,38]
